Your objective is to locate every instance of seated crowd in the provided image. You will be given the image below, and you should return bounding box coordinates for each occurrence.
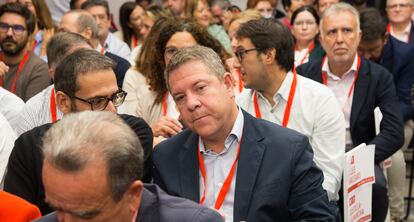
[0,0,413,221]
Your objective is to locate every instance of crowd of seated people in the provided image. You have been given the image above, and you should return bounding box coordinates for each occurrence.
[0,0,413,221]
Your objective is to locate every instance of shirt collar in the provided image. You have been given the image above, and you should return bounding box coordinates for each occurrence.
[199,107,244,154]
[34,30,43,43]
[104,32,114,49]
[254,71,293,102]
[322,54,358,80]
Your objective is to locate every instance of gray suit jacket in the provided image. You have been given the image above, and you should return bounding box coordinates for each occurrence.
[35,184,224,222]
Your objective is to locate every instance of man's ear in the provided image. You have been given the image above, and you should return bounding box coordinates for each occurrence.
[223,72,236,98]
[262,48,276,65]
[56,91,72,114]
[81,27,93,40]
[125,180,143,213]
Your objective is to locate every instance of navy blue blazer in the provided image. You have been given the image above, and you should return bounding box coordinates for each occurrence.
[105,51,130,88]
[380,35,414,121]
[297,57,404,163]
[34,184,224,222]
[152,110,335,221]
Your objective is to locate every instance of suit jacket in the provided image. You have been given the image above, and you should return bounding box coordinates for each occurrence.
[296,57,404,163]
[152,110,336,221]
[4,114,153,215]
[380,35,414,121]
[105,51,131,88]
[0,190,41,222]
[34,184,224,222]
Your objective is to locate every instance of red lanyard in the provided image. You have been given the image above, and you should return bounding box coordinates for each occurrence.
[0,51,30,93]
[296,41,315,65]
[32,39,37,51]
[321,55,361,98]
[162,93,167,116]
[253,69,298,128]
[236,68,243,93]
[132,35,137,48]
[50,88,57,122]
[198,138,241,210]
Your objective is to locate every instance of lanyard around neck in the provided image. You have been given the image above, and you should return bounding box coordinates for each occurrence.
[0,51,30,93]
[198,137,242,210]
[253,69,298,128]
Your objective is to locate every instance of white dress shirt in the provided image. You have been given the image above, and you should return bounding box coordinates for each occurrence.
[322,55,358,148]
[104,32,131,61]
[294,47,310,67]
[0,113,17,188]
[390,22,412,43]
[237,72,345,201]
[0,87,24,129]
[199,108,244,221]
[14,85,63,136]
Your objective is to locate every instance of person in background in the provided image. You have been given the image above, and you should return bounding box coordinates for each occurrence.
[291,6,325,68]
[185,0,232,53]
[17,0,55,60]
[123,18,229,145]
[117,2,146,50]
[358,8,414,222]
[13,32,92,136]
[164,0,186,17]
[227,9,262,95]
[281,0,313,28]
[386,0,414,45]
[296,3,404,221]
[246,0,274,18]
[210,0,231,26]
[35,111,224,222]
[59,10,131,88]
[0,3,50,101]
[315,0,339,15]
[82,0,131,60]
[4,49,153,215]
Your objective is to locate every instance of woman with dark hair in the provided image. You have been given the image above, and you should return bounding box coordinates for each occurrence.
[18,0,55,59]
[280,0,313,28]
[116,1,145,49]
[291,6,324,67]
[123,17,229,145]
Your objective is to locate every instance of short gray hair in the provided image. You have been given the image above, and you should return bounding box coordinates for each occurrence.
[320,3,360,34]
[42,111,144,202]
[164,46,226,90]
[46,32,92,69]
[76,11,99,39]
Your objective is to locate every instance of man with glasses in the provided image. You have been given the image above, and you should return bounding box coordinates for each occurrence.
[4,49,153,215]
[0,3,50,101]
[386,0,414,45]
[235,18,345,211]
[296,3,404,221]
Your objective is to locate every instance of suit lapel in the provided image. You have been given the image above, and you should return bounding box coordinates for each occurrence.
[233,112,266,220]
[350,59,370,133]
[179,132,200,202]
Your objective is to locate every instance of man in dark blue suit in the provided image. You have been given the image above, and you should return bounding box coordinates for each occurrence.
[358,8,414,221]
[296,3,404,222]
[152,45,336,221]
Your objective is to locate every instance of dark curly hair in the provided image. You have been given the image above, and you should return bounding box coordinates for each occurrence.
[145,17,230,104]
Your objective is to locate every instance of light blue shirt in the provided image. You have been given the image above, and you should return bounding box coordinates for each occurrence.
[198,108,244,222]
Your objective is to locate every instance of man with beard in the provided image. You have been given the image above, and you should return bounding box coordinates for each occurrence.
[358,8,414,222]
[0,3,50,101]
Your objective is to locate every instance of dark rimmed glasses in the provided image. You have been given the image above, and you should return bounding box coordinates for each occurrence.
[235,48,261,61]
[0,23,26,35]
[70,89,127,111]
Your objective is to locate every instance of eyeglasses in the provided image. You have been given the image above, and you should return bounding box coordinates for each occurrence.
[293,20,317,27]
[70,89,127,111]
[0,23,26,35]
[387,3,412,10]
[235,48,261,61]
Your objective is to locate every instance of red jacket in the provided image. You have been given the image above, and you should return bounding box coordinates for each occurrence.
[0,191,41,221]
